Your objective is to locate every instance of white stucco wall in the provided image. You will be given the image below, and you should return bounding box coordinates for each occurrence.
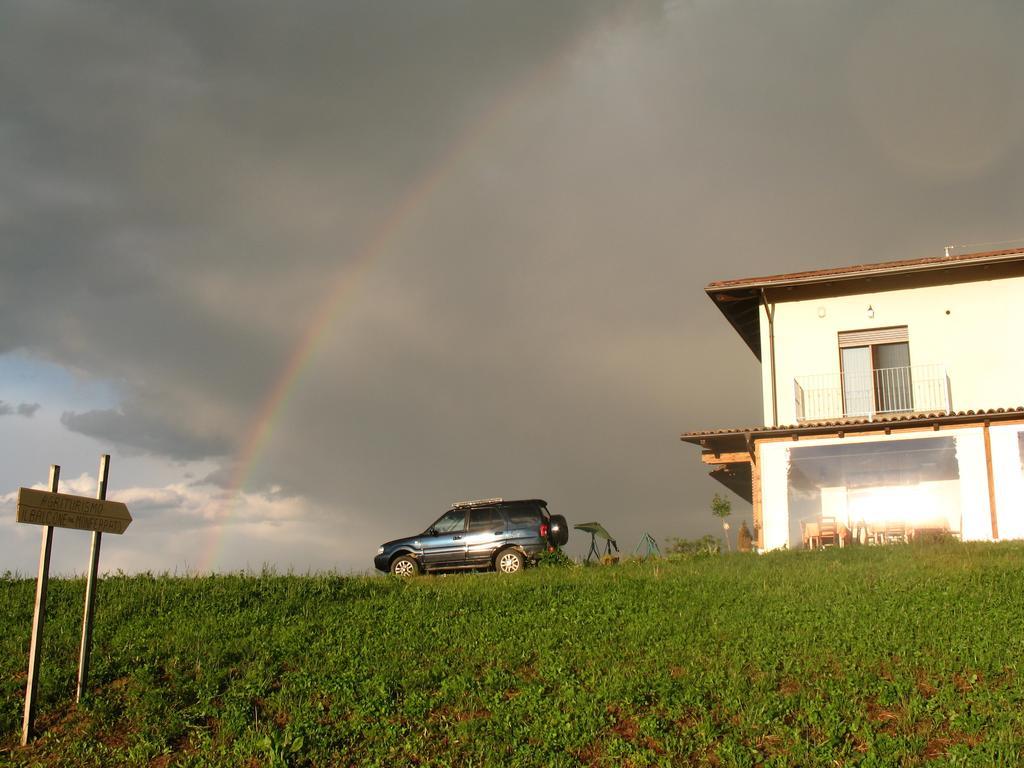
[759,443,790,551]
[757,273,1024,426]
[955,429,992,541]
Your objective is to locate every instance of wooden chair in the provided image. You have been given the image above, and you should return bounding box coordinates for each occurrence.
[860,521,885,545]
[882,521,907,544]
[851,520,867,545]
[817,516,840,548]
[801,520,819,549]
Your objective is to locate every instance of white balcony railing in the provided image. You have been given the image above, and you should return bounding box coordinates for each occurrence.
[794,364,951,422]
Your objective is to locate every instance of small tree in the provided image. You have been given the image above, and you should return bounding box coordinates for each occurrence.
[711,493,732,552]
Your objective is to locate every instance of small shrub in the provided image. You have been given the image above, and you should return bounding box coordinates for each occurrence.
[534,548,575,568]
[665,534,721,556]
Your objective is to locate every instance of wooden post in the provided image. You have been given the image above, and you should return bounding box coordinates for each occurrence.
[982,425,999,540]
[751,447,763,550]
[76,454,109,703]
[22,465,60,746]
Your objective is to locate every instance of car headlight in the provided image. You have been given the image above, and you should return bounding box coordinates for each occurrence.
[376,546,384,555]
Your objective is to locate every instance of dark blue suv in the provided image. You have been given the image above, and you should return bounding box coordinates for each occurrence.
[374,498,569,576]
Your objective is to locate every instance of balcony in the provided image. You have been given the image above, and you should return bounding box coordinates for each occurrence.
[794,364,951,423]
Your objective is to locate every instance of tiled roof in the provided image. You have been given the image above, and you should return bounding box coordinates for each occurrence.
[706,247,1024,291]
[704,247,1024,359]
[681,407,1024,447]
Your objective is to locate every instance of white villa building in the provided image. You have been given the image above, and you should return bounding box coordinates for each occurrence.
[682,247,1024,551]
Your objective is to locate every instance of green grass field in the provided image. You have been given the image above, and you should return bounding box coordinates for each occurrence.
[3,542,1024,767]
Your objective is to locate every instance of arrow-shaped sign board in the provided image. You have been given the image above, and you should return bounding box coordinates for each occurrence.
[16,488,132,535]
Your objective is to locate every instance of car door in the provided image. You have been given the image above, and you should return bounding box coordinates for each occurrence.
[418,508,468,568]
[463,506,505,566]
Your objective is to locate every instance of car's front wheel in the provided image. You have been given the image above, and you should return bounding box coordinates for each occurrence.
[391,555,419,577]
[495,549,524,574]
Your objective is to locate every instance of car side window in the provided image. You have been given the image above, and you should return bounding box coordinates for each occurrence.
[468,507,501,532]
[505,505,540,526]
[432,509,466,533]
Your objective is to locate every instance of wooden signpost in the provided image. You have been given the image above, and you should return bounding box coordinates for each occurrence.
[16,455,132,745]
[16,488,131,535]
[20,465,59,748]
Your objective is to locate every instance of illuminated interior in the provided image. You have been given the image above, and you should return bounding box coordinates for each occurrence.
[785,435,962,548]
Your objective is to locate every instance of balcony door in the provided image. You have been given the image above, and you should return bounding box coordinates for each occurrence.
[841,346,874,417]
[839,327,911,418]
[873,342,912,413]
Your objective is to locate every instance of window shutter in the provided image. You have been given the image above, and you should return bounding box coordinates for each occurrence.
[838,326,908,348]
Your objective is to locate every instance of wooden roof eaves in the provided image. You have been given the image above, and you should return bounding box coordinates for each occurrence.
[706,288,761,360]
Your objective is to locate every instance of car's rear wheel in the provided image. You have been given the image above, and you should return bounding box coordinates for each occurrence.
[549,515,569,547]
[496,549,524,574]
[391,555,419,577]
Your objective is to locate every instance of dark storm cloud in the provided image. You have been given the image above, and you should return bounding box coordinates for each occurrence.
[0,0,623,460]
[0,401,40,417]
[3,0,1024,564]
[61,404,231,460]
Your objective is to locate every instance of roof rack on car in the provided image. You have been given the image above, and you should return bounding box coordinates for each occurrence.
[451,497,503,508]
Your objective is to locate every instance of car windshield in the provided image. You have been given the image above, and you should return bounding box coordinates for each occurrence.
[429,509,466,533]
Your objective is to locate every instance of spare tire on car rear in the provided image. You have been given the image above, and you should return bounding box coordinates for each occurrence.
[549,514,569,546]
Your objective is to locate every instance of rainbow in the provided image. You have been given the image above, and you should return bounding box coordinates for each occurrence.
[197,7,630,572]
[196,157,455,572]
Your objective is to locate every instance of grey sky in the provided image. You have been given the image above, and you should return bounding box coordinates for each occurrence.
[2,0,1024,573]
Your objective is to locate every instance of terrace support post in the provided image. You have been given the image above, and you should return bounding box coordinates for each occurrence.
[77,454,109,703]
[22,464,60,746]
[982,425,999,540]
